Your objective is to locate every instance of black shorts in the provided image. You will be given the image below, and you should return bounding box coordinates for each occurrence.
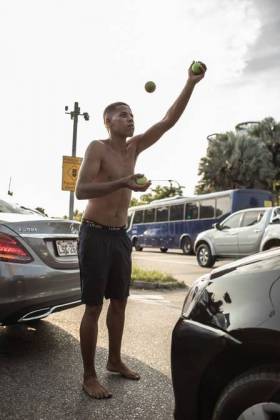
[78,220,132,306]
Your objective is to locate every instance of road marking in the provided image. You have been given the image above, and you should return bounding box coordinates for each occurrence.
[130,293,170,305]
[132,255,197,265]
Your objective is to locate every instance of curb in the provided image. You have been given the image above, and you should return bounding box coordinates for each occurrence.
[131,280,186,290]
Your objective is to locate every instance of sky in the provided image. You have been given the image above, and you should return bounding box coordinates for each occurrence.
[1,0,280,217]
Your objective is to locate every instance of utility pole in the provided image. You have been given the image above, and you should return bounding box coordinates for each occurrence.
[8,177,13,196]
[65,102,89,219]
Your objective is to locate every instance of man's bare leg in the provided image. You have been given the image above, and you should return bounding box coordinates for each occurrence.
[106,298,140,380]
[80,304,112,398]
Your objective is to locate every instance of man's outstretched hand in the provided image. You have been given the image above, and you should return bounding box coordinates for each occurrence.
[188,61,207,84]
[124,174,151,192]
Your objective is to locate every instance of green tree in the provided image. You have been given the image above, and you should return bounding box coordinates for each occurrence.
[73,209,83,221]
[130,184,183,206]
[63,209,83,221]
[35,207,48,216]
[248,117,280,182]
[196,118,279,193]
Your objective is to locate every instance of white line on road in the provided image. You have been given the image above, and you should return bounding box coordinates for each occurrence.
[132,255,197,265]
[130,293,170,305]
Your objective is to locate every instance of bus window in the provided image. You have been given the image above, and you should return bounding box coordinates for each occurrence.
[156,206,169,222]
[144,208,155,223]
[134,210,144,224]
[216,195,231,217]
[127,213,132,229]
[200,199,215,219]
[185,202,198,220]
[170,204,184,221]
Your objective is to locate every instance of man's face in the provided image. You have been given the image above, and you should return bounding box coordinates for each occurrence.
[107,105,134,137]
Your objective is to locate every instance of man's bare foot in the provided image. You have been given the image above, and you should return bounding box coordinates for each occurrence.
[83,376,112,399]
[106,361,140,380]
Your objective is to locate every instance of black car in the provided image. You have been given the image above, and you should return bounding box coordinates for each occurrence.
[171,248,280,420]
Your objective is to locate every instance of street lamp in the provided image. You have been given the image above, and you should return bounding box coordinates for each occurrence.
[206,133,222,142]
[65,102,90,219]
[235,121,260,131]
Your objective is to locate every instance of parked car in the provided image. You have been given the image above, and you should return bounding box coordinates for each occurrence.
[0,198,81,325]
[171,248,280,420]
[194,206,280,268]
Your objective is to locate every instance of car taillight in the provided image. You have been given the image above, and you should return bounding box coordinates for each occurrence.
[0,233,33,263]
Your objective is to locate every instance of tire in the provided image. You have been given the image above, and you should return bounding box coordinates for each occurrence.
[133,238,143,251]
[212,367,280,420]
[160,247,168,253]
[181,237,192,255]
[196,243,216,268]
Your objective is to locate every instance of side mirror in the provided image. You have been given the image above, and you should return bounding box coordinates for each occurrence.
[214,223,222,230]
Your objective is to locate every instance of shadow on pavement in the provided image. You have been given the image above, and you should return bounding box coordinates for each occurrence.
[0,321,174,420]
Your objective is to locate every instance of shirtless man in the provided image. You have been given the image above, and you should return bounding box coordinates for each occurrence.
[75,61,207,399]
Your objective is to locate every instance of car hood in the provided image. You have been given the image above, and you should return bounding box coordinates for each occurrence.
[195,228,215,239]
[188,249,280,334]
[210,248,280,280]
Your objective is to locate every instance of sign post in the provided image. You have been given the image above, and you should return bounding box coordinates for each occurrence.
[64,102,89,219]
[62,156,83,192]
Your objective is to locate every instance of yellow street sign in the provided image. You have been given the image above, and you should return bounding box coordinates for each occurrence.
[264,200,272,207]
[273,180,280,191]
[62,156,83,192]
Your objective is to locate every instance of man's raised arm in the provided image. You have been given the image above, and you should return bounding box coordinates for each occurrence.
[133,61,207,155]
[75,141,151,200]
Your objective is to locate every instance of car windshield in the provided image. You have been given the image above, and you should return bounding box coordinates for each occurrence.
[0,199,39,215]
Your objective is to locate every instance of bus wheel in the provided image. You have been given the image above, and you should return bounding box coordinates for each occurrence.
[181,237,192,255]
[134,239,143,251]
[160,247,168,253]
[196,243,216,268]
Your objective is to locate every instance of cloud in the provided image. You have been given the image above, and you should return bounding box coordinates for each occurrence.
[245,0,280,74]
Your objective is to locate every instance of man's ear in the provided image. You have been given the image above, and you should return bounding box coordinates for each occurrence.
[105,116,111,129]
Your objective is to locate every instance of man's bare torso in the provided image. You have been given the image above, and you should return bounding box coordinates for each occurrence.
[83,139,137,226]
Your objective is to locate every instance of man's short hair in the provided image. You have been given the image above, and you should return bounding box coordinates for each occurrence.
[103,102,130,123]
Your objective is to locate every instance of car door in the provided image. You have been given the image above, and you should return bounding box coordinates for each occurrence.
[237,209,267,255]
[212,212,242,255]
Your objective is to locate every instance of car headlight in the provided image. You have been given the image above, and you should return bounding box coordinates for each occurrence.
[182,274,210,318]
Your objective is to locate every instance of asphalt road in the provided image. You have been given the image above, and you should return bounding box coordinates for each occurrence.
[0,252,231,420]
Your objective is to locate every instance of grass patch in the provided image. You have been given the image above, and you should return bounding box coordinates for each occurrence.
[132,264,183,285]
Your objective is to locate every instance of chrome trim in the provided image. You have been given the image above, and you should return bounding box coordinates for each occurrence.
[18,299,81,322]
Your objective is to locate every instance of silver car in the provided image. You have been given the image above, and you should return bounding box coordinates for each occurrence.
[0,198,81,325]
[194,206,280,267]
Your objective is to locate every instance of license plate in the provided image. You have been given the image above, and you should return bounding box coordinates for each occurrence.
[56,240,78,256]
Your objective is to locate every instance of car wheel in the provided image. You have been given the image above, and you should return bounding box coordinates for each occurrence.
[160,247,168,253]
[196,243,216,268]
[134,239,143,251]
[181,237,192,255]
[212,367,280,420]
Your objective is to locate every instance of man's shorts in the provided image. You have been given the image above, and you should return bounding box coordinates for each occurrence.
[78,219,132,306]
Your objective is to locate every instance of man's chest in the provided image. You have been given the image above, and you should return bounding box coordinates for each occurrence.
[100,148,137,180]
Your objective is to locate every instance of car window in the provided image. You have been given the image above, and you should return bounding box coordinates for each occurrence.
[221,213,241,229]
[272,208,280,224]
[242,211,264,227]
